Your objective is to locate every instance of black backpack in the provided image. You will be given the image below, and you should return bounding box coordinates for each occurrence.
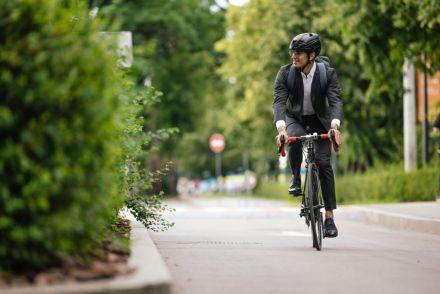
[286,56,330,96]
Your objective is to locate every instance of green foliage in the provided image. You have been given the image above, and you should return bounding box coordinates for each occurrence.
[101,0,227,181]
[253,178,302,205]
[0,0,123,271]
[119,79,176,231]
[319,0,405,170]
[216,0,330,176]
[377,0,440,72]
[215,0,303,175]
[319,0,439,170]
[102,0,225,133]
[254,164,437,204]
[216,0,440,176]
[96,0,439,183]
[336,165,437,203]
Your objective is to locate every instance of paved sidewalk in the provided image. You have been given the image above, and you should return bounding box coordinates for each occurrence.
[353,200,440,235]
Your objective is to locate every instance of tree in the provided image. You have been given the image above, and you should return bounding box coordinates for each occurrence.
[377,0,440,72]
[216,0,440,174]
[318,0,405,170]
[216,0,303,175]
[101,0,227,183]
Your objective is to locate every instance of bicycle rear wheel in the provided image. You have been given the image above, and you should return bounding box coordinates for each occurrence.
[307,163,323,251]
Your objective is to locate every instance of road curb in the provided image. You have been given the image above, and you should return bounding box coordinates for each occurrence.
[0,220,172,294]
[355,206,440,235]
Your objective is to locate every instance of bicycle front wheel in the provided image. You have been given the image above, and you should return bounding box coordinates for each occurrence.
[307,163,323,251]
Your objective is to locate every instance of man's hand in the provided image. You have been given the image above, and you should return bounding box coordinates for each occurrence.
[330,121,340,130]
[328,128,342,152]
[275,127,288,147]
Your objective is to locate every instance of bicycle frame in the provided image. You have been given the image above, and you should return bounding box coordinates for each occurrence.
[300,135,323,200]
[279,133,329,250]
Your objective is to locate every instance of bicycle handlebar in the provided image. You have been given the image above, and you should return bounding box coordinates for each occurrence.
[287,133,330,143]
[278,133,331,157]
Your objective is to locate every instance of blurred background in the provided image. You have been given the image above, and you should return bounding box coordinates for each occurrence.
[98,0,439,202]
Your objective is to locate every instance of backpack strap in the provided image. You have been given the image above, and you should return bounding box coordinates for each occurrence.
[287,64,296,92]
[287,62,328,95]
[317,62,327,96]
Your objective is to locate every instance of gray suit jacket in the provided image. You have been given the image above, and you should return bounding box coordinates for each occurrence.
[272,63,343,130]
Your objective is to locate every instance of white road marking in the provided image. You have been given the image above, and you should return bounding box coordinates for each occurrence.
[279,231,310,237]
[172,206,299,213]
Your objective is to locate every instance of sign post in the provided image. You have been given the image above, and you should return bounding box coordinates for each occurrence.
[209,134,225,180]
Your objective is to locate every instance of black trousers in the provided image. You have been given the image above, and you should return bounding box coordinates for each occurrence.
[286,115,337,211]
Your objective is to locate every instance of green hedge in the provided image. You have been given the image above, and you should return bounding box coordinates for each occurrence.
[336,166,437,204]
[0,1,123,272]
[252,177,302,205]
[254,166,438,204]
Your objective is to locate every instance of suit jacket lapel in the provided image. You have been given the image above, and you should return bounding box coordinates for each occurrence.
[296,72,304,105]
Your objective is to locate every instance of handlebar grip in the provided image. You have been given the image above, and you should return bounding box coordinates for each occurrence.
[320,133,338,151]
[287,137,297,143]
[278,135,286,157]
[329,130,340,152]
[279,145,286,157]
[327,130,340,152]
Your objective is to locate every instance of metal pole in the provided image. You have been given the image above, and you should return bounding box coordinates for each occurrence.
[243,151,249,172]
[423,53,430,165]
[215,152,221,179]
[403,58,417,171]
[243,151,250,193]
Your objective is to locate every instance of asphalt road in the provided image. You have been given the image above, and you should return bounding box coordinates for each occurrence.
[150,196,440,294]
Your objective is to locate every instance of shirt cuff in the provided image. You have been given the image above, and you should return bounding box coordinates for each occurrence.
[276,120,286,129]
[331,119,341,128]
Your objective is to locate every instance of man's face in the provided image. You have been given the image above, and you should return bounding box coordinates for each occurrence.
[291,51,313,68]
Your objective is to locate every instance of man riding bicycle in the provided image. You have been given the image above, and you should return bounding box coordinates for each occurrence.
[273,33,343,238]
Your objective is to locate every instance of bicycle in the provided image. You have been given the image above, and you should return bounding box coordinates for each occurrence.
[278,132,333,251]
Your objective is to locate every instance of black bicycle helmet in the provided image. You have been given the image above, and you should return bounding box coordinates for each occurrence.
[289,33,321,56]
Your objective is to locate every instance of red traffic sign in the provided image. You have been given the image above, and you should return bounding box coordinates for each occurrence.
[209,134,225,153]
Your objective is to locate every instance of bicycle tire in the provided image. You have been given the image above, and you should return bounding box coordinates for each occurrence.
[314,166,324,250]
[307,163,323,250]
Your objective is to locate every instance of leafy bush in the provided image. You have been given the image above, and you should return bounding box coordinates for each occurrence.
[118,80,176,231]
[0,1,123,272]
[335,165,437,204]
[253,177,301,205]
[253,165,437,204]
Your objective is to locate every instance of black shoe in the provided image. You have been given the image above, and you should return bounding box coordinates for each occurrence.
[288,178,302,196]
[324,218,338,238]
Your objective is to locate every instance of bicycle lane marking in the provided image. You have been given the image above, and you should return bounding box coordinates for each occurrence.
[277,231,310,237]
[171,206,299,213]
